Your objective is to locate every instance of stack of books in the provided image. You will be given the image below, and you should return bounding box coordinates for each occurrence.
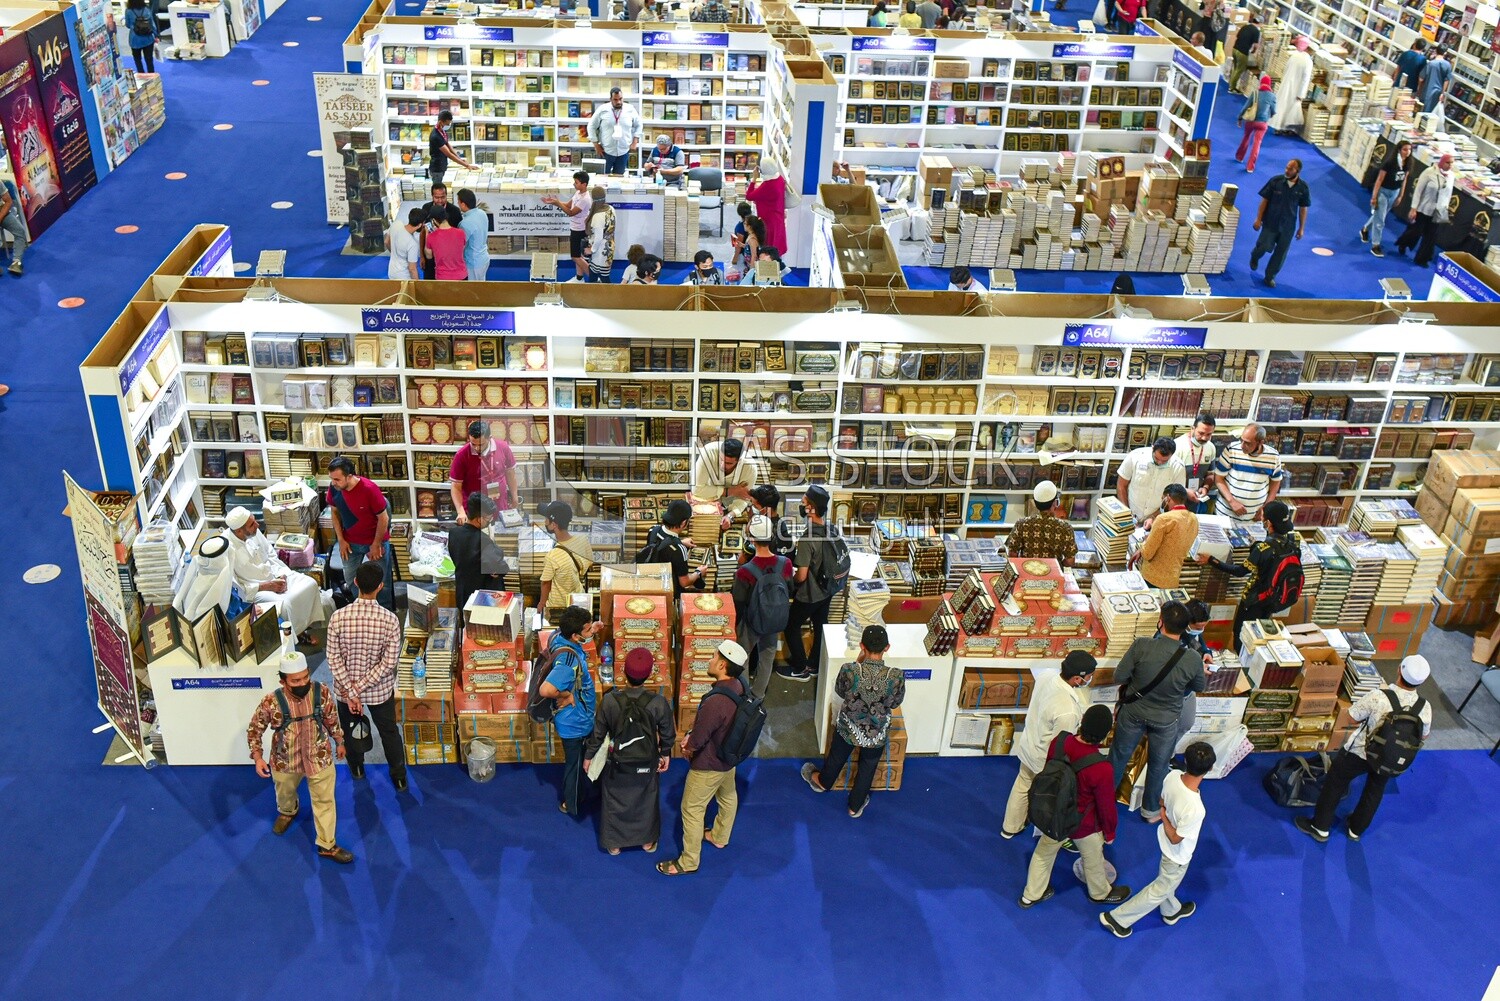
[132,521,182,607]
[1088,496,1135,567]
[1397,524,1445,602]
[1089,570,1156,658]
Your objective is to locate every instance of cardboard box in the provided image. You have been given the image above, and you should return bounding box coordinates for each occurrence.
[1415,486,1451,532]
[452,690,495,714]
[1422,449,1500,507]
[1280,734,1328,752]
[933,57,969,79]
[403,721,457,765]
[1447,487,1500,537]
[399,693,452,724]
[1296,690,1339,716]
[918,154,953,190]
[885,594,950,624]
[1299,646,1344,695]
[830,761,902,791]
[959,669,1033,709]
[1444,548,1500,581]
[1368,631,1418,662]
[529,729,564,763]
[818,182,882,227]
[456,713,530,761]
[1363,602,1434,634]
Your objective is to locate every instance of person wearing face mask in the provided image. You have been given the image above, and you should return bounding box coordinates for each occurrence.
[1172,600,1213,752]
[1203,499,1303,652]
[683,249,725,285]
[538,500,595,624]
[247,645,352,863]
[1395,153,1455,268]
[1248,159,1311,289]
[743,484,795,562]
[781,484,842,684]
[1001,651,1096,840]
[1133,484,1199,589]
[1117,437,1186,526]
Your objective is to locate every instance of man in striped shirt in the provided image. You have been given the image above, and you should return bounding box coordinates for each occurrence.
[327,561,407,790]
[1212,423,1283,522]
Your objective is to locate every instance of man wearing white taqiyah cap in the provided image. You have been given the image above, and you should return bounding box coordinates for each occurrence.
[1005,480,1078,566]
[731,514,793,699]
[245,638,353,863]
[224,507,325,643]
[173,534,238,622]
[659,639,750,876]
[1297,654,1432,844]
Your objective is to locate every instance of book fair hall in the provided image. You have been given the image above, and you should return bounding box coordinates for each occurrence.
[8,0,1500,992]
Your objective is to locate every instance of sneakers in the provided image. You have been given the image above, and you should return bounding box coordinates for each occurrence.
[1000,827,1023,840]
[1018,887,1055,909]
[800,762,825,793]
[1359,225,1370,243]
[1100,912,1132,938]
[318,844,355,864]
[1295,817,1329,843]
[1162,901,1197,925]
[1249,255,1261,271]
[393,774,408,792]
[849,802,867,819]
[7,260,21,276]
[776,667,815,683]
[272,813,296,836]
[1265,276,1277,288]
[1345,823,1361,843]
[348,762,365,779]
[1061,839,1080,854]
[1091,885,1132,904]
[1371,245,1385,258]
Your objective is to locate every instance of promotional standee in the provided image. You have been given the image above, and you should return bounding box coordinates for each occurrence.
[0,34,69,239]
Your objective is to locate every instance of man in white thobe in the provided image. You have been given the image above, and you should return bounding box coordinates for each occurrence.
[225,507,324,640]
[173,534,237,621]
[1270,37,1313,133]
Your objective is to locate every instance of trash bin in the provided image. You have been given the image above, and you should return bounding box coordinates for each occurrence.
[467,737,497,783]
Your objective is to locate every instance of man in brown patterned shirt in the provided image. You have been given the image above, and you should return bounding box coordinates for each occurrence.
[247,649,353,863]
[1006,481,1078,567]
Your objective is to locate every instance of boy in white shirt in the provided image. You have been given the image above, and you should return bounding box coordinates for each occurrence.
[1101,741,1215,938]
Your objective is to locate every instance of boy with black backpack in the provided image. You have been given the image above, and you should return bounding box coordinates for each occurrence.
[1297,655,1432,844]
[658,641,752,876]
[780,485,849,683]
[732,515,793,698]
[1020,706,1130,907]
[585,648,675,855]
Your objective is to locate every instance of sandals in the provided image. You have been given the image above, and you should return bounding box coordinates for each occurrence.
[656,860,695,876]
[643,842,658,853]
[703,835,726,850]
[607,848,621,856]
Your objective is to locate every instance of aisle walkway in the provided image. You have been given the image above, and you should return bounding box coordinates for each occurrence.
[2,10,1499,999]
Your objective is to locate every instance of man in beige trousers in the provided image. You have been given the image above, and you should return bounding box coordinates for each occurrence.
[1002,651,1094,838]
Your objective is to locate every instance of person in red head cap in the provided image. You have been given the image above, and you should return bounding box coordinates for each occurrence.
[585,647,676,855]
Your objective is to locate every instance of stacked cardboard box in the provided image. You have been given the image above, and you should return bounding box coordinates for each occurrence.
[1416,450,1500,626]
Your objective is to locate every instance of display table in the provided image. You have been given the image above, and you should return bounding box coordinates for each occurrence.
[940,657,1120,757]
[396,172,702,262]
[169,0,232,57]
[147,647,281,765]
[816,624,953,755]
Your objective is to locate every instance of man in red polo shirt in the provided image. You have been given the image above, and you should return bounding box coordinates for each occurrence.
[328,456,395,611]
[449,419,518,524]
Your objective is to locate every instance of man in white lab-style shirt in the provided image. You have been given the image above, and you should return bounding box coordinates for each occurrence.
[1000,651,1096,839]
[225,506,325,642]
[1101,741,1215,938]
[1117,436,1187,526]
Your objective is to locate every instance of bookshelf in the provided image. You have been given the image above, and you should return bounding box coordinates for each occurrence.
[372,23,793,187]
[817,33,1219,181]
[1270,0,1500,148]
[83,284,1500,561]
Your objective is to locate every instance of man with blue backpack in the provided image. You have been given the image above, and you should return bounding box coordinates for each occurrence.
[658,640,754,876]
[1297,654,1431,844]
[537,606,599,819]
[733,515,793,698]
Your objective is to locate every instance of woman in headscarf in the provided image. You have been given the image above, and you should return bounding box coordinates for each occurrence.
[1235,75,1277,173]
[745,156,790,256]
[584,185,615,283]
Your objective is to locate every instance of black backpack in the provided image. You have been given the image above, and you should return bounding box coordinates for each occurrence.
[1365,689,1426,777]
[704,684,766,766]
[610,689,659,769]
[741,557,791,634]
[133,9,153,35]
[527,638,574,724]
[812,528,852,598]
[635,527,675,567]
[1254,537,1304,611]
[1028,733,1105,841]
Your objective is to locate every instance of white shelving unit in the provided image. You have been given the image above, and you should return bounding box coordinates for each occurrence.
[83,291,1500,550]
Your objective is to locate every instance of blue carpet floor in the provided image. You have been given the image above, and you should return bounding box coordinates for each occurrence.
[2,4,1499,998]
